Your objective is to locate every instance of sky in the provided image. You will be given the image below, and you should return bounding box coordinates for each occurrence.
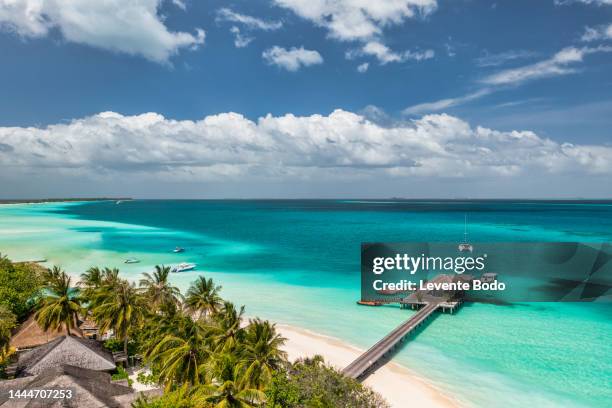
[0,0,611,199]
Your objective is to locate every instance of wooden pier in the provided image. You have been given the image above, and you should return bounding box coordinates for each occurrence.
[345,274,470,380]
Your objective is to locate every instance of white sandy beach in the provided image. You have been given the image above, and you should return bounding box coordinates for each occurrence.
[276,323,460,408]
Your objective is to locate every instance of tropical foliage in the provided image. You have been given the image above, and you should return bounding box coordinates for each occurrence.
[0,254,43,320]
[35,267,81,335]
[0,255,387,407]
[0,305,16,359]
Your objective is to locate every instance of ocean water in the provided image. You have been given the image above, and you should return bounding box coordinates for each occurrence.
[0,200,611,407]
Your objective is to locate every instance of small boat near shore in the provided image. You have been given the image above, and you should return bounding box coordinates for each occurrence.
[173,247,185,253]
[124,258,140,264]
[172,262,196,273]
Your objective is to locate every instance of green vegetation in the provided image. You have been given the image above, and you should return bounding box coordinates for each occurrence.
[111,365,133,387]
[0,305,16,359]
[265,356,389,408]
[0,254,388,407]
[0,254,43,320]
[35,266,82,335]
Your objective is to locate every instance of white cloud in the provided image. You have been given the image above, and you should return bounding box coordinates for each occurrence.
[481,46,612,86]
[272,0,437,41]
[1,110,611,186]
[403,89,492,115]
[357,62,369,73]
[230,26,253,48]
[262,46,323,71]
[216,8,283,31]
[216,7,282,48]
[475,50,537,67]
[0,0,205,64]
[172,0,187,11]
[554,0,612,5]
[581,23,612,41]
[348,41,434,64]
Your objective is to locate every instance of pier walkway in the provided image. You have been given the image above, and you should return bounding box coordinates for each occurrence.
[342,302,440,380]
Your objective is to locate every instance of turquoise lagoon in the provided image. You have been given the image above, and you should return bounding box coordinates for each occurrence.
[0,200,611,407]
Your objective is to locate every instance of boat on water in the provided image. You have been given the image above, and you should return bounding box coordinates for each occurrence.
[172,262,196,273]
[124,258,140,264]
[173,247,185,253]
[458,214,473,252]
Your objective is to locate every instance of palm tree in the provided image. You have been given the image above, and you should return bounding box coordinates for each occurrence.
[211,301,245,353]
[139,265,182,312]
[184,276,223,319]
[239,319,287,390]
[80,267,103,288]
[0,305,16,358]
[196,354,265,408]
[142,312,212,388]
[92,278,144,355]
[35,267,81,335]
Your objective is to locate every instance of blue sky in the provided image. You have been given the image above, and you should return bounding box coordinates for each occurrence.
[0,0,611,198]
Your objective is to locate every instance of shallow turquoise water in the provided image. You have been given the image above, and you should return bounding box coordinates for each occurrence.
[0,200,610,407]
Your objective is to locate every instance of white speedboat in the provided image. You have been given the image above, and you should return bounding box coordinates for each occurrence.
[173,247,185,253]
[172,263,196,273]
[124,258,140,264]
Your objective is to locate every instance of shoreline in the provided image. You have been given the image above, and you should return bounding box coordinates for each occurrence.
[275,323,461,408]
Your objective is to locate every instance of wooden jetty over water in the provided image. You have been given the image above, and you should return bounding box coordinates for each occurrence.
[344,274,471,380]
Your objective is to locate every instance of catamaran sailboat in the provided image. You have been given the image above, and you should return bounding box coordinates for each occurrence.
[458,214,473,252]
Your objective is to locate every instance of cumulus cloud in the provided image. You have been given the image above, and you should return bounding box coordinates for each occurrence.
[273,0,437,41]
[481,46,612,85]
[0,0,205,63]
[1,110,610,188]
[262,46,323,71]
[348,41,434,64]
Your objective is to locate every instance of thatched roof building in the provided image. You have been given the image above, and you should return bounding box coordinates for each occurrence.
[15,335,115,377]
[9,314,84,350]
[0,365,160,407]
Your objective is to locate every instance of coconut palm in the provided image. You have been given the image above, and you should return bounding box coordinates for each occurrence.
[184,276,223,319]
[239,318,287,390]
[91,278,144,355]
[196,353,265,408]
[35,267,81,335]
[0,305,16,357]
[139,265,182,312]
[210,301,245,353]
[143,311,212,388]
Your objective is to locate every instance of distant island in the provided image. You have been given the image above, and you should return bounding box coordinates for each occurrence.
[0,198,132,204]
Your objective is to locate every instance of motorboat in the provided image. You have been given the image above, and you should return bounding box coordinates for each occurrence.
[124,258,140,264]
[173,247,185,253]
[172,262,196,273]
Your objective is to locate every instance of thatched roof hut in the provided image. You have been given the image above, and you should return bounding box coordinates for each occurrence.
[9,314,84,350]
[0,365,160,407]
[15,335,115,377]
